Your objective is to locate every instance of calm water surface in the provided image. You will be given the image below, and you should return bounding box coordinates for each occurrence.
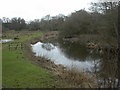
[31,40,120,88]
[31,41,101,72]
[0,39,14,43]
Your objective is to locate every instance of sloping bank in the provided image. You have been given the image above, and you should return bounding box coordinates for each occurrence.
[28,31,97,88]
[2,31,58,88]
[2,31,97,88]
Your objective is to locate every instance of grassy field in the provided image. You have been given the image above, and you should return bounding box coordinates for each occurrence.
[2,31,55,88]
[2,30,43,42]
[2,31,97,88]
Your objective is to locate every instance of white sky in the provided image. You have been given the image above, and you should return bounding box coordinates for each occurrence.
[0,0,103,21]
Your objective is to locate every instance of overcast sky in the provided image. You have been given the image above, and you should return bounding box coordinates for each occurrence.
[0,0,113,21]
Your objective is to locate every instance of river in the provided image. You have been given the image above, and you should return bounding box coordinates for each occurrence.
[31,40,120,88]
[0,39,14,43]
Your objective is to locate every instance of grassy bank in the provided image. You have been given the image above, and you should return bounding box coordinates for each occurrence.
[2,31,55,88]
[2,30,43,42]
[2,31,97,88]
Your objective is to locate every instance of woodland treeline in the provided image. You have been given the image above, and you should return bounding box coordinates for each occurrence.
[1,2,120,47]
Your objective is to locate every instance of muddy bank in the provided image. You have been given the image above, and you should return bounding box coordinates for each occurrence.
[26,43,97,88]
[26,43,66,74]
[25,31,97,88]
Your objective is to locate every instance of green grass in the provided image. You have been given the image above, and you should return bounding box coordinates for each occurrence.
[13,32,42,43]
[2,31,55,88]
[2,31,42,42]
[3,49,54,88]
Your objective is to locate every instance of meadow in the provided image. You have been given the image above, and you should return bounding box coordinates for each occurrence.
[2,31,56,88]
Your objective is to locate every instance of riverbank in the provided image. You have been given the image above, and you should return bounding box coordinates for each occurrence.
[62,34,118,49]
[29,31,97,88]
[2,31,58,88]
[2,30,97,88]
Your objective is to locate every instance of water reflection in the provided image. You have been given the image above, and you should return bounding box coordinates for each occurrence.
[58,40,101,61]
[42,43,55,51]
[31,40,120,88]
[0,39,14,43]
[31,42,99,71]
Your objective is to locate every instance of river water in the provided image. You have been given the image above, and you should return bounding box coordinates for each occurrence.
[0,39,14,43]
[31,40,120,88]
[31,41,101,72]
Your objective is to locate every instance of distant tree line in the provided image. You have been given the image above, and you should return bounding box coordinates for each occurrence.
[1,1,119,47]
[2,2,118,35]
[2,14,65,31]
[2,17,26,31]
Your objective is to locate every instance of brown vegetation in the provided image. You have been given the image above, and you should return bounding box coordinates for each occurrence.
[24,32,97,88]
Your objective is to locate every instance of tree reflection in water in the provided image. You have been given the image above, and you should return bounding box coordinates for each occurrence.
[58,40,120,88]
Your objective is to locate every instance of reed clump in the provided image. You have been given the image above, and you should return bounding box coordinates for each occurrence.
[58,67,97,88]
